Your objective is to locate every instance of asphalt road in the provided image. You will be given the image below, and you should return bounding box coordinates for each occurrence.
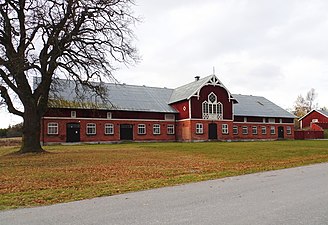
[1,163,328,225]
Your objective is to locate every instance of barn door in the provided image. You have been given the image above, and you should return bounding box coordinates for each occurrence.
[66,123,80,142]
[208,123,218,140]
[278,126,284,139]
[120,124,133,140]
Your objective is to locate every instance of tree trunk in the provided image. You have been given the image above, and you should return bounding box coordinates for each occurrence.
[19,106,45,154]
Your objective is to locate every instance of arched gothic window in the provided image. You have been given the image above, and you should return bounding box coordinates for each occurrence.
[202,93,223,120]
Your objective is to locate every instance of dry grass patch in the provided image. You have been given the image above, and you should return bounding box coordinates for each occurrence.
[1,140,328,210]
[0,137,22,147]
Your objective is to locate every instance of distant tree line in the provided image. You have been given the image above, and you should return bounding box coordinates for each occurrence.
[0,123,23,138]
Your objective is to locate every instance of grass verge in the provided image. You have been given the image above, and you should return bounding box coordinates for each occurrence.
[1,140,328,210]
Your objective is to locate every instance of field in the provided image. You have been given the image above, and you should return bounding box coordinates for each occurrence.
[1,140,328,210]
[0,137,22,147]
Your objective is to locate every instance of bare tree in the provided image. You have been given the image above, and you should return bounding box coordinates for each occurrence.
[306,88,317,112]
[294,95,308,118]
[0,0,138,153]
[293,88,318,118]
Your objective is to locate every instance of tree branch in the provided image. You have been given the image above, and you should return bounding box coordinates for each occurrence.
[0,85,23,117]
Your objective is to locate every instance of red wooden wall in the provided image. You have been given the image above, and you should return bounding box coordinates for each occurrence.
[301,110,328,128]
[190,85,233,120]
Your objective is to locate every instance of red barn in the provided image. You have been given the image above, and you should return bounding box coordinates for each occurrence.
[38,74,295,144]
[299,109,328,129]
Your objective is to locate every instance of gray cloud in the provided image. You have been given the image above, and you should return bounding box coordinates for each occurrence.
[2,0,328,128]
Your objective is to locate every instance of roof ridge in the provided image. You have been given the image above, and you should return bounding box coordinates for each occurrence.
[51,77,175,91]
[232,94,266,98]
[112,82,174,90]
[173,74,213,89]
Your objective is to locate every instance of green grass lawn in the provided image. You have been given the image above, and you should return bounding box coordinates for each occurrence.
[1,140,328,210]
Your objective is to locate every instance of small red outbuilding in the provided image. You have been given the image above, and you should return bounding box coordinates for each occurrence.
[299,109,328,129]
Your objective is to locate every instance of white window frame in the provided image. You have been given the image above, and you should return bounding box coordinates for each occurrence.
[196,123,203,134]
[107,112,112,119]
[222,124,228,134]
[202,92,223,120]
[286,126,292,135]
[153,124,160,135]
[270,126,275,135]
[71,111,76,118]
[242,126,248,135]
[86,123,96,135]
[268,118,275,123]
[47,122,58,135]
[167,124,175,134]
[138,124,146,135]
[252,126,257,135]
[233,126,238,135]
[105,123,114,135]
[261,126,267,135]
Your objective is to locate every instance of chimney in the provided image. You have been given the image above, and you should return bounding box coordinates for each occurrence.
[195,76,200,81]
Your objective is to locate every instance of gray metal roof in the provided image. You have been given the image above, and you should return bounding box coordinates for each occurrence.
[34,77,294,118]
[317,109,328,117]
[233,94,296,118]
[42,78,177,113]
[169,75,213,103]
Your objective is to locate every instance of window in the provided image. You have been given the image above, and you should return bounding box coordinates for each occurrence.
[209,93,216,103]
[242,126,248,135]
[312,119,319,123]
[86,123,96,135]
[261,126,267,135]
[287,126,292,135]
[105,123,114,135]
[138,124,146,134]
[270,126,275,135]
[167,124,175,134]
[107,112,112,119]
[71,111,76,118]
[268,118,275,123]
[47,123,58,135]
[165,114,175,121]
[203,102,209,114]
[202,92,223,120]
[233,126,238,135]
[252,126,257,135]
[196,123,203,134]
[222,124,228,134]
[153,124,160,134]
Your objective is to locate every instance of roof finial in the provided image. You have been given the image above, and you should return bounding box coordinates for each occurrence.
[213,66,215,75]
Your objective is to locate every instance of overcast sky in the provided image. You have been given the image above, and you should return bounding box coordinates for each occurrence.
[1,0,328,128]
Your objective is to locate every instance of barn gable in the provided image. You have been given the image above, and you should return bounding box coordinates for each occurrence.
[169,75,237,104]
